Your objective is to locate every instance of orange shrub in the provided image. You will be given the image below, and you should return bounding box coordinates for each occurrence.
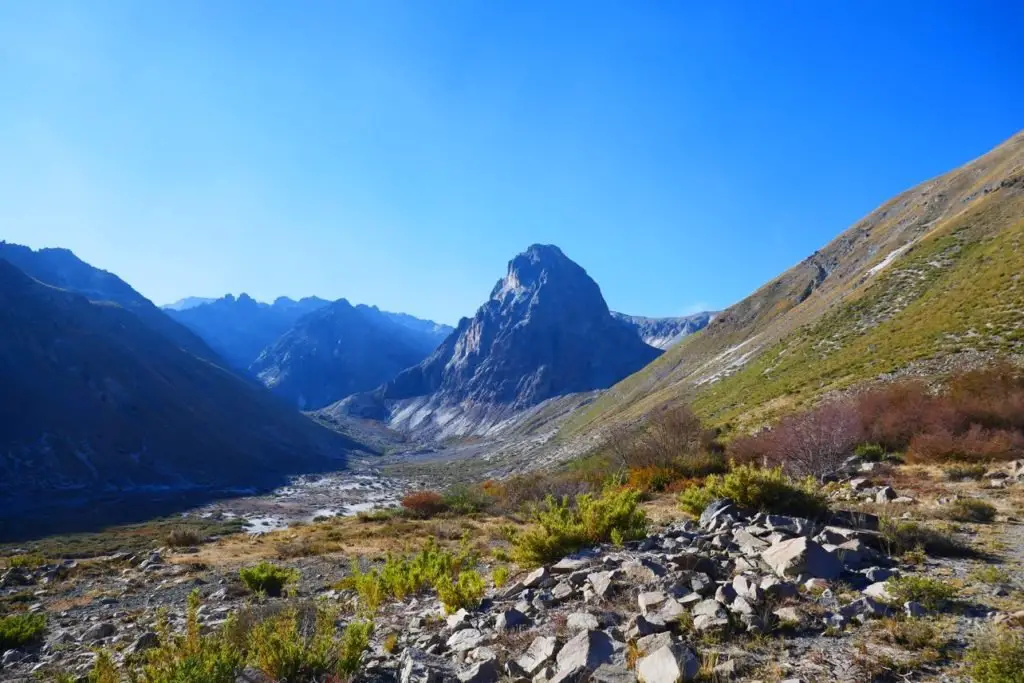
[626,466,676,493]
[401,490,447,518]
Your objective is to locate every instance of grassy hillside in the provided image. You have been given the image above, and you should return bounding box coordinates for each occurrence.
[563,130,1024,436]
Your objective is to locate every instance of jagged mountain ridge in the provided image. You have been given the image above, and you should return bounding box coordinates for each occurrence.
[611,311,715,349]
[0,259,363,513]
[0,242,221,365]
[166,294,331,369]
[249,299,448,410]
[562,130,1024,438]
[163,296,216,311]
[330,244,663,438]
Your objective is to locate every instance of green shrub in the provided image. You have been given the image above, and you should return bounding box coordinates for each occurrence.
[0,612,46,650]
[885,575,958,610]
[5,553,46,569]
[970,565,1012,585]
[855,443,887,462]
[492,566,509,588]
[337,620,373,676]
[512,487,647,566]
[677,464,828,518]
[340,539,479,614]
[942,463,987,481]
[946,498,997,523]
[435,570,486,614]
[967,627,1024,683]
[239,562,299,597]
[87,651,120,683]
[140,591,244,683]
[879,518,974,558]
[442,485,492,515]
[246,607,339,681]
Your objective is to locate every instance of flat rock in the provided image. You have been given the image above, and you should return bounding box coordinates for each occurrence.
[761,537,841,579]
[636,644,698,683]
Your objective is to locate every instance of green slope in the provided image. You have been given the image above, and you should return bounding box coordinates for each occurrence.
[563,130,1024,436]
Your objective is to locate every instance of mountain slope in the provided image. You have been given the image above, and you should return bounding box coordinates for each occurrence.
[166,294,330,369]
[611,311,715,349]
[249,299,440,410]
[333,244,663,438]
[0,243,221,364]
[164,296,216,311]
[564,130,1024,437]
[0,260,363,508]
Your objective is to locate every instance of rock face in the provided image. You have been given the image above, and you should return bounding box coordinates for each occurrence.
[166,293,330,369]
[610,312,714,349]
[0,259,362,537]
[334,245,663,437]
[250,299,450,410]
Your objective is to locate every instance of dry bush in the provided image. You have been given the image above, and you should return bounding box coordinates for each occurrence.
[729,400,862,480]
[400,491,448,519]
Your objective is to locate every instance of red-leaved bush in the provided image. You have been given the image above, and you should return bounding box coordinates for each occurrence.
[401,490,447,518]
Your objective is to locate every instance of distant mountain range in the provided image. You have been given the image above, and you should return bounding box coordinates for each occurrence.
[333,244,665,438]
[250,299,452,410]
[165,294,332,370]
[611,311,714,349]
[0,249,361,531]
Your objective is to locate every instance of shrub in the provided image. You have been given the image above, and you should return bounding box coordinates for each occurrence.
[879,518,974,558]
[970,565,1012,585]
[885,575,958,610]
[492,566,509,588]
[166,526,205,548]
[442,485,492,515]
[0,612,46,650]
[140,591,243,683]
[626,466,677,493]
[854,443,886,461]
[341,539,479,614]
[875,618,943,651]
[382,632,399,654]
[337,620,373,676]
[512,487,647,566]
[677,464,828,519]
[435,570,486,614]
[942,463,987,480]
[946,498,997,523]
[401,490,448,519]
[246,607,338,681]
[728,402,863,480]
[239,562,299,597]
[5,553,46,569]
[967,626,1024,683]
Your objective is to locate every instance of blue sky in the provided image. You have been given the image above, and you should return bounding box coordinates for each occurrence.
[1,2,1021,325]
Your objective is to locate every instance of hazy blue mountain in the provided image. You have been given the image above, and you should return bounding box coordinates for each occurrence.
[250,299,443,409]
[0,242,221,364]
[163,296,217,311]
[165,294,331,369]
[0,258,361,518]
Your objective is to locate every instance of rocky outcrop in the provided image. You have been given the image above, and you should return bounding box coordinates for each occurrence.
[332,245,663,438]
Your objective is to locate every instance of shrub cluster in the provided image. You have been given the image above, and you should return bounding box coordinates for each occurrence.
[66,591,373,683]
[885,575,958,610]
[945,498,997,523]
[165,526,205,548]
[0,612,46,650]
[967,627,1024,683]
[340,538,482,614]
[677,464,829,519]
[728,362,1024,476]
[880,518,973,558]
[239,562,299,597]
[511,487,647,566]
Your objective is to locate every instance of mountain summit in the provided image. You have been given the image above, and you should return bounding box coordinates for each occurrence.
[333,244,662,436]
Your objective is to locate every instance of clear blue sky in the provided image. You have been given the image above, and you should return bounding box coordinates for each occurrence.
[1,1,1021,325]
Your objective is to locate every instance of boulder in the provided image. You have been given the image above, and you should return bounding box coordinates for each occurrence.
[495,608,531,632]
[635,644,698,683]
[447,629,485,653]
[517,636,559,676]
[555,630,617,674]
[566,613,600,631]
[761,537,841,579]
[401,648,456,683]
[458,659,500,683]
[699,499,738,528]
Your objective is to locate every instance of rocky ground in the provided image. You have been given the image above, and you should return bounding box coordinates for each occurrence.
[2,459,1023,682]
